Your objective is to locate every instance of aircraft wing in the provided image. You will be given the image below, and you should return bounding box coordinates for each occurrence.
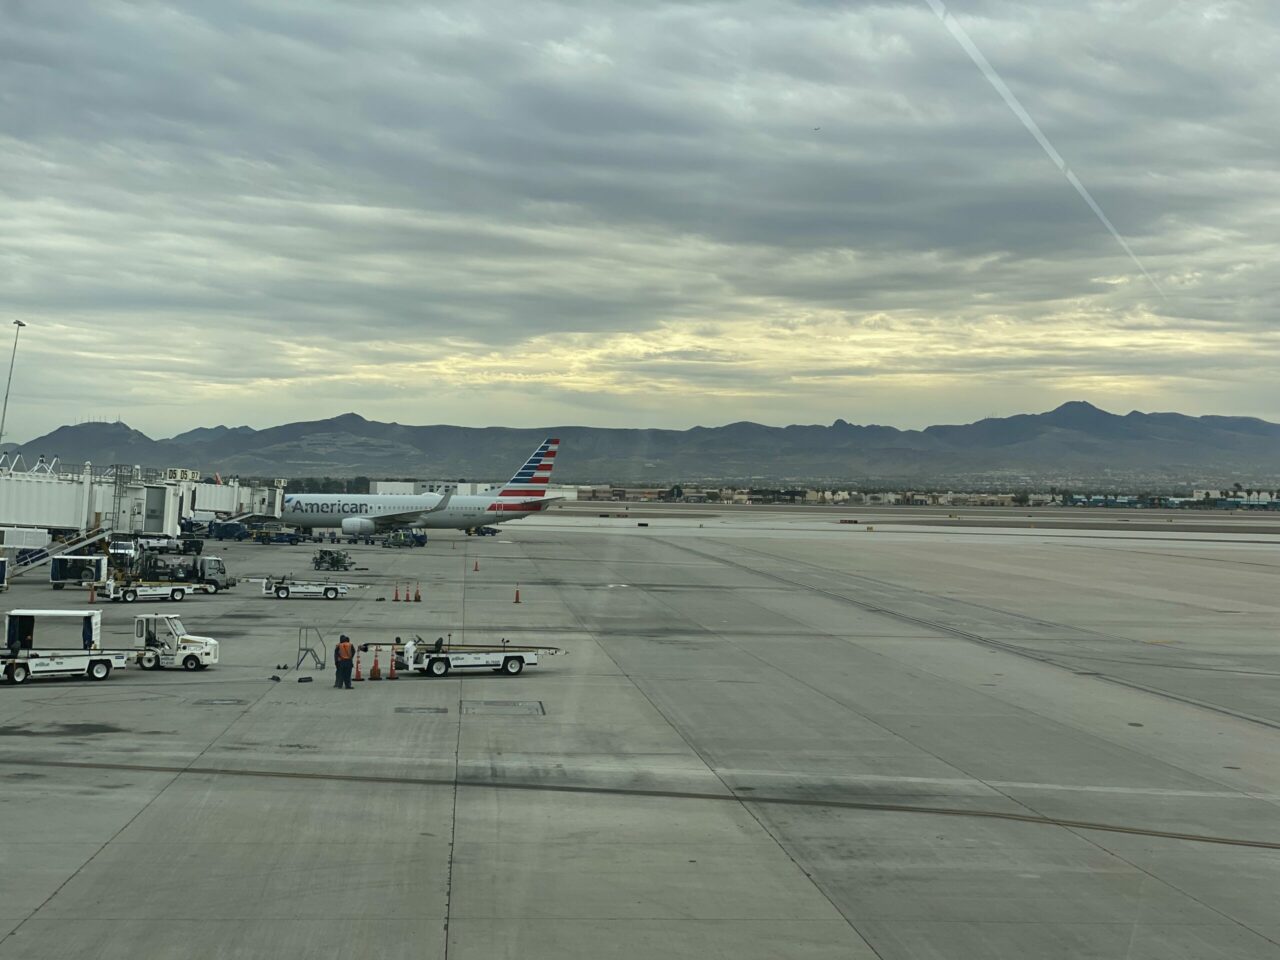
[372,488,453,529]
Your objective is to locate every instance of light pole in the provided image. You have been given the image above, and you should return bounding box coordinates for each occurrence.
[0,319,27,457]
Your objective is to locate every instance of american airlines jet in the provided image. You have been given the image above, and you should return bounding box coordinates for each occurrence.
[280,438,562,536]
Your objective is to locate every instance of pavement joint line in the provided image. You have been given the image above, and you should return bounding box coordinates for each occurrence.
[602,528,1280,947]
[0,650,284,951]
[442,620,465,956]
[5,756,1279,850]
[511,532,881,954]
[663,538,1280,732]
[609,533,1280,948]
[544,533,1280,954]
[652,534,1280,822]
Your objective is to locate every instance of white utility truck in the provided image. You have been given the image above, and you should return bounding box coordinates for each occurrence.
[142,555,237,594]
[262,576,348,600]
[396,637,564,676]
[133,614,219,670]
[2,610,126,684]
[187,555,235,593]
[49,555,108,590]
[104,579,190,603]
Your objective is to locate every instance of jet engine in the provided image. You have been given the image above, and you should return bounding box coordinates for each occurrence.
[340,517,376,536]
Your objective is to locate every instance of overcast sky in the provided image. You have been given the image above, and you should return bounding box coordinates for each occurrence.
[2,0,1277,439]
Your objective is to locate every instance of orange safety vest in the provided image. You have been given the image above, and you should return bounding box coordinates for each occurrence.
[336,641,354,661]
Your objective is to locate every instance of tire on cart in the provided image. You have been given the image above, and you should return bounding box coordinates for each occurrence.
[427,658,450,677]
[502,656,525,676]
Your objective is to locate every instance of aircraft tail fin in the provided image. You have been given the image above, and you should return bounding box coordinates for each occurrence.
[496,438,559,498]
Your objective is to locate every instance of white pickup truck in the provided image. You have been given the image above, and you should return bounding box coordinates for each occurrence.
[3,610,128,684]
[262,577,348,600]
[137,535,182,554]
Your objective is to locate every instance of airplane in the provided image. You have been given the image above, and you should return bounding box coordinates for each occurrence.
[279,438,562,536]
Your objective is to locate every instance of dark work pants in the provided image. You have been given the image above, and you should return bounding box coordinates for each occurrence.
[337,659,353,688]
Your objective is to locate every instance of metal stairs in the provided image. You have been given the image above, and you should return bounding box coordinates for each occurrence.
[8,526,111,579]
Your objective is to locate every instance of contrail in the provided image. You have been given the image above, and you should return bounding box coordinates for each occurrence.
[923,0,1165,297]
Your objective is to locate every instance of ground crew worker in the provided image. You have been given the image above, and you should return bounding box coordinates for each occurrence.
[333,638,344,688]
[335,635,355,689]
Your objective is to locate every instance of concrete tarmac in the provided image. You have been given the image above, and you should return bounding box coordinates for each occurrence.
[2,514,1280,958]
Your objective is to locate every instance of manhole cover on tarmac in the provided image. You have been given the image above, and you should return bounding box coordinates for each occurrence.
[194,698,249,706]
[394,706,449,715]
[462,700,545,716]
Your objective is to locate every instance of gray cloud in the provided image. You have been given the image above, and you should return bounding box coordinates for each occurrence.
[1,0,1278,438]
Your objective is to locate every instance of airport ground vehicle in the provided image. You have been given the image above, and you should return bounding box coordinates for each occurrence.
[49,555,107,590]
[0,557,7,592]
[382,530,427,548]
[108,539,138,567]
[209,521,251,541]
[142,554,236,593]
[312,549,354,571]
[3,610,126,683]
[255,531,303,546]
[262,576,348,600]
[396,637,562,676]
[133,613,219,670]
[467,526,499,537]
[138,535,182,554]
[104,579,191,603]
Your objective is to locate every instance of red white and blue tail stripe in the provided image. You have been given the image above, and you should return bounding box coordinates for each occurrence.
[487,438,560,512]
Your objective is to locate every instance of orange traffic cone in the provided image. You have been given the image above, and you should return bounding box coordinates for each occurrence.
[369,649,382,681]
[513,585,521,604]
[414,583,422,602]
[354,651,364,682]
[473,560,479,572]
[393,584,400,601]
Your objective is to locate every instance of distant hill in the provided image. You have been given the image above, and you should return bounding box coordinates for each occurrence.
[5,402,1280,484]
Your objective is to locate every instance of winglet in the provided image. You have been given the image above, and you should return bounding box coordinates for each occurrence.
[423,486,453,514]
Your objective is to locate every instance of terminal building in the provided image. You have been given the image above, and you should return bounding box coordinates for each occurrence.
[0,456,284,550]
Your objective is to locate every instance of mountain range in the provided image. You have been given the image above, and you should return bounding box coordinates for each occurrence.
[4,402,1279,484]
